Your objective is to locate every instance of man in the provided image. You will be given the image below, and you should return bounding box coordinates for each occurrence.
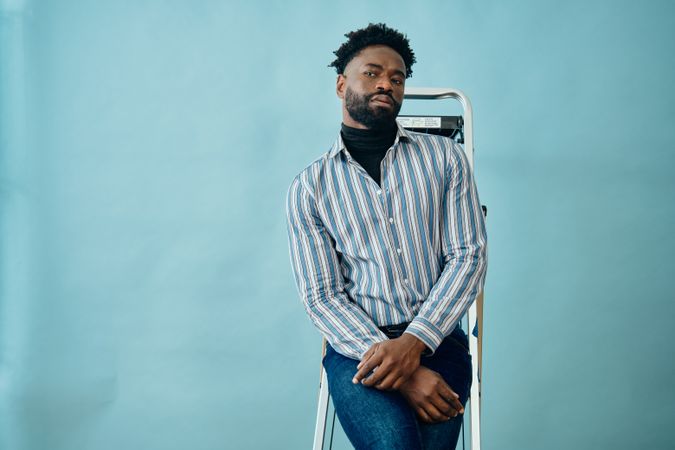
[286,23,487,450]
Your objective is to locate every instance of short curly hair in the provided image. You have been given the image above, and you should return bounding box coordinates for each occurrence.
[329,23,416,78]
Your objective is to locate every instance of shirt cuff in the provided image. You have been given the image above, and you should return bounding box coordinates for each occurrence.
[404,317,445,356]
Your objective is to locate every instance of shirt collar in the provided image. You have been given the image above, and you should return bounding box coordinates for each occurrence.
[328,120,414,159]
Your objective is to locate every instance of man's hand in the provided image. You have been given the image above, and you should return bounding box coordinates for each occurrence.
[399,366,464,424]
[352,333,427,390]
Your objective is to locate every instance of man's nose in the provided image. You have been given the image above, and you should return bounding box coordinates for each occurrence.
[375,77,393,93]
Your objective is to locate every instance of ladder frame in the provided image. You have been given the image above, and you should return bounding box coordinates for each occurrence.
[312,87,484,450]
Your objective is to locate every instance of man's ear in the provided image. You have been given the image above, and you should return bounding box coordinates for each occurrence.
[336,74,346,99]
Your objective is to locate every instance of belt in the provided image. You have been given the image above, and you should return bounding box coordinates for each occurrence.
[378,322,411,339]
[378,322,469,350]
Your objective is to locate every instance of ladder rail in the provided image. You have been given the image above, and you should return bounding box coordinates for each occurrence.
[312,87,484,450]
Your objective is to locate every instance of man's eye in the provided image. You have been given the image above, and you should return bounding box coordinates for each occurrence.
[364,71,375,77]
[392,79,403,85]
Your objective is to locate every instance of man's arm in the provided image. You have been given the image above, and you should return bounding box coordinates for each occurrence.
[403,139,488,355]
[286,175,388,360]
[352,140,487,390]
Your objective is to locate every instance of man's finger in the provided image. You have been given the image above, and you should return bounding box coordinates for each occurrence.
[438,385,464,414]
[357,346,376,369]
[430,394,458,418]
[422,402,451,423]
[391,376,406,391]
[352,354,383,384]
[373,371,400,391]
[448,396,464,414]
[416,407,433,424]
[387,370,414,391]
[361,362,391,387]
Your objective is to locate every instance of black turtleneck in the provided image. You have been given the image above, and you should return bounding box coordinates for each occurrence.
[341,123,397,187]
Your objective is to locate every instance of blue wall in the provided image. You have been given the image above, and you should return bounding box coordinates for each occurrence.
[1,0,673,449]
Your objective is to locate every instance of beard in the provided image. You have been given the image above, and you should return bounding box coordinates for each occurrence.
[345,87,401,130]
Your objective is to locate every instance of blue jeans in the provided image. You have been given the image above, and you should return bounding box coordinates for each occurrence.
[322,325,472,450]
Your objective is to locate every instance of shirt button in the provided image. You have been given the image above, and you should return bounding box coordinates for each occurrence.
[389,217,394,223]
[376,190,382,195]
[396,248,402,254]
[404,278,409,284]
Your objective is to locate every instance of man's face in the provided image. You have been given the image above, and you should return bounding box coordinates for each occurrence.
[337,45,406,130]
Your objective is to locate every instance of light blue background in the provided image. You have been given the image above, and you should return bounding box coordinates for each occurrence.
[1,0,674,449]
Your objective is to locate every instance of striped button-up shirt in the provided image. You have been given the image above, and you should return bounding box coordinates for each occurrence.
[286,122,487,360]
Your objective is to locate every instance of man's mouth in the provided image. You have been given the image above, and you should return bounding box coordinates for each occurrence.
[370,94,394,106]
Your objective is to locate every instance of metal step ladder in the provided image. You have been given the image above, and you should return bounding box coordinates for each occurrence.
[313,87,485,450]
